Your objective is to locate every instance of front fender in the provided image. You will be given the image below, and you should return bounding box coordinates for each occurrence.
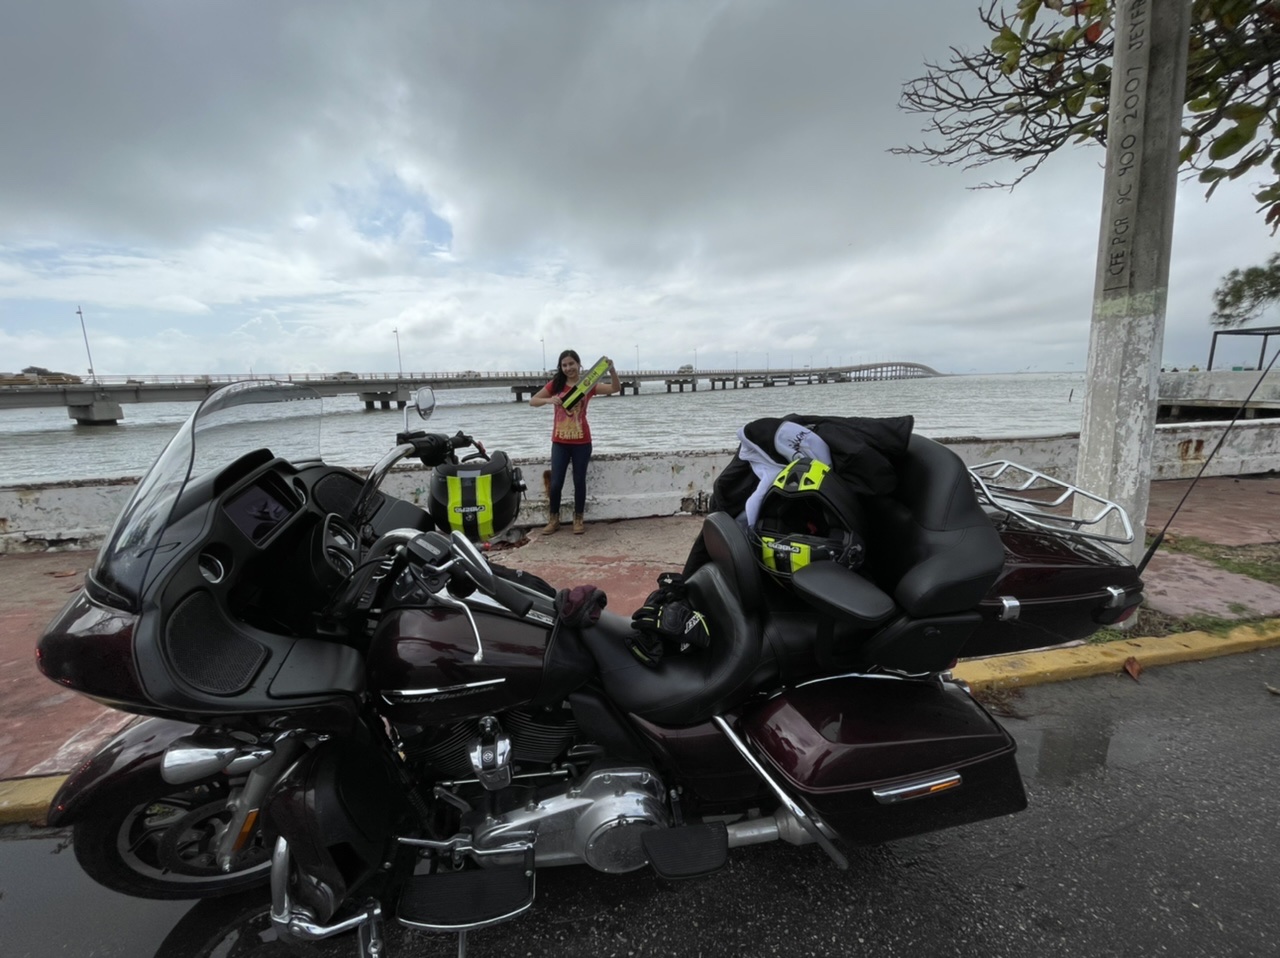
[46,717,197,827]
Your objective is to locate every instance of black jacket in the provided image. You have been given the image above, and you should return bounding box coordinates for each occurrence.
[682,413,914,575]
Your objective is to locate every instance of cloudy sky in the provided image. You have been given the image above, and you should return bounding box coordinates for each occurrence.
[1,1,1275,379]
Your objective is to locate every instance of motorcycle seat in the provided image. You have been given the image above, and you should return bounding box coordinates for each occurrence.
[580,512,764,726]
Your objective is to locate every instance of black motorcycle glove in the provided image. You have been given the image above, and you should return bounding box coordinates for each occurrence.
[624,629,665,668]
[630,570,711,662]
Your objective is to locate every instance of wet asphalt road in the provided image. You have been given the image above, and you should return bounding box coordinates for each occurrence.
[4,648,1279,958]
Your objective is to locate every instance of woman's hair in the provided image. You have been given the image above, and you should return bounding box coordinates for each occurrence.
[550,349,581,394]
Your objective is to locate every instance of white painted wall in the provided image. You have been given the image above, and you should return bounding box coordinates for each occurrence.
[2,422,1277,553]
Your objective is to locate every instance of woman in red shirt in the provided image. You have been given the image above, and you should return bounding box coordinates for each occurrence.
[529,349,621,534]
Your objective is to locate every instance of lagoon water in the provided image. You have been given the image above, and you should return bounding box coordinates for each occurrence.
[0,372,1086,486]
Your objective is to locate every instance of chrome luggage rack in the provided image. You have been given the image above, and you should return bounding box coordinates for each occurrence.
[968,460,1134,545]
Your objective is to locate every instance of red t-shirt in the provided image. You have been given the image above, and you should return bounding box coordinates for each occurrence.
[546,380,595,444]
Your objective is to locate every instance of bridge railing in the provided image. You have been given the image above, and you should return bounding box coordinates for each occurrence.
[0,363,939,389]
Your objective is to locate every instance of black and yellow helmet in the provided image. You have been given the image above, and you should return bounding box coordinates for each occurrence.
[427,452,524,542]
[750,458,865,580]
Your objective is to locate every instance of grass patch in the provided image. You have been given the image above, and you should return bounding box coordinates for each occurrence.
[1088,606,1274,643]
[1154,535,1280,588]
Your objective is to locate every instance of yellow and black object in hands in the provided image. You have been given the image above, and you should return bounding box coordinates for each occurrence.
[561,356,612,412]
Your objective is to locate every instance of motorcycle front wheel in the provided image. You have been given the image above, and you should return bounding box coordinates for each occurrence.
[73,779,272,900]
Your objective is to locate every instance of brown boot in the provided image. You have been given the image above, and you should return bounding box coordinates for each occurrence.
[541,516,561,535]
[573,513,585,534]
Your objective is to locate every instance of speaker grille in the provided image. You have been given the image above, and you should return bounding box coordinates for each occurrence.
[314,473,380,518]
[166,591,268,695]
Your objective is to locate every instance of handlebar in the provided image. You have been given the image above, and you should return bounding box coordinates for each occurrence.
[349,430,492,530]
[395,429,488,467]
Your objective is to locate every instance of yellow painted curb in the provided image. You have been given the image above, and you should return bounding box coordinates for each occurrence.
[953,619,1280,692]
[0,775,65,826]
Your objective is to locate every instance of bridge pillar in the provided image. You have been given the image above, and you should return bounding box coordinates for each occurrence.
[359,388,410,410]
[67,399,124,425]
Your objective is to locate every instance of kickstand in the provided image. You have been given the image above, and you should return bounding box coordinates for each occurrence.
[457,929,468,958]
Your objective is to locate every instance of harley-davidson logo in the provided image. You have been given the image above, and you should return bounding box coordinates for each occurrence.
[382,677,506,706]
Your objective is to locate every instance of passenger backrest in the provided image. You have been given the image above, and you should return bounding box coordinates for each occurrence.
[863,435,1005,618]
[701,511,763,614]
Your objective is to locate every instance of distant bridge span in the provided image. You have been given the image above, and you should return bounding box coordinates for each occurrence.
[0,362,942,424]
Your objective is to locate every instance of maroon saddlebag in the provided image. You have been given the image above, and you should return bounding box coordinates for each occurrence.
[741,675,1026,845]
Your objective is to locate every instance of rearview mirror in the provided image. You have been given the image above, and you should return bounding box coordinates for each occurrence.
[403,386,437,432]
[414,386,436,420]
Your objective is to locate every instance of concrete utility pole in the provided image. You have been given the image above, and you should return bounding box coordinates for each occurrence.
[1076,0,1191,565]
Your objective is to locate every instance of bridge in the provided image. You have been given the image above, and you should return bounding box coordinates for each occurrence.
[0,362,942,425]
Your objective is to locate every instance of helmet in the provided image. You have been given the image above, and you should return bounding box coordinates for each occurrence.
[427,452,524,542]
[750,457,865,580]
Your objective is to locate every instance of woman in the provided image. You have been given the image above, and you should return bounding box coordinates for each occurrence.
[529,349,621,534]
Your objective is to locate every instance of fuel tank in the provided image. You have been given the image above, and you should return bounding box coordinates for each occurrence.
[366,605,553,725]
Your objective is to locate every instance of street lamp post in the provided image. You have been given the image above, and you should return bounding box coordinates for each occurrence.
[76,306,98,386]
[541,338,546,371]
[635,344,639,372]
[393,327,402,376]
[694,347,698,369]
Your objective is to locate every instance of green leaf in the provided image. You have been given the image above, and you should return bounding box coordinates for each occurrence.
[991,26,1022,55]
[1188,96,1217,113]
[1208,123,1256,161]
[1018,1,1041,37]
[1253,182,1280,204]
[1198,167,1229,183]
[1001,49,1021,75]
[1224,103,1267,124]
[1065,90,1086,116]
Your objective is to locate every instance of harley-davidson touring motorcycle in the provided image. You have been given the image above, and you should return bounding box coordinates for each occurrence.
[37,380,1143,956]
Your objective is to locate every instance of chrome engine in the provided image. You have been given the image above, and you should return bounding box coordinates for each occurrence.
[470,767,669,873]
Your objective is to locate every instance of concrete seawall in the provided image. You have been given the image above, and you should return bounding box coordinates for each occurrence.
[2,420,1277,553]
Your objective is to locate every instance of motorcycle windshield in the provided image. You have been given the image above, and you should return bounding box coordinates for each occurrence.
[91,381,324,610]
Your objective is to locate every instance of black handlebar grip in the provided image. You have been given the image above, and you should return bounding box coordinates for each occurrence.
[491,576,534,618]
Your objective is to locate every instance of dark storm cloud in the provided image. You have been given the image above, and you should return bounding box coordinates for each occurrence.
[0,1,1273,375]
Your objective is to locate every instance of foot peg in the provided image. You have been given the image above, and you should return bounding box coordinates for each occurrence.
[641,822,729,879]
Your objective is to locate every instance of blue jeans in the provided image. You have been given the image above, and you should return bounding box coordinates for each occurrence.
[549,442,592,514]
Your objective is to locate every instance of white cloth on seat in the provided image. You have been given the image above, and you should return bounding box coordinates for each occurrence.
[736,421,832,530]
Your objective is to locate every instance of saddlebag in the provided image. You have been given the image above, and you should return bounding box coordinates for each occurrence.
[740,675,1026,845]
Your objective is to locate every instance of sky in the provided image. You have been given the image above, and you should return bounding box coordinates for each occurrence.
[1,1,1276,379]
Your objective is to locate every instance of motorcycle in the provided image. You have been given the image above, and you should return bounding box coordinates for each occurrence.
[36,380,1143,957]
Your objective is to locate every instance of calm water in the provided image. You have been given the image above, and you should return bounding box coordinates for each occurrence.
[0,373,1085,486]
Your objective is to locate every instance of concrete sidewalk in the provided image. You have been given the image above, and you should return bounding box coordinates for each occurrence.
[3,476,1279,826]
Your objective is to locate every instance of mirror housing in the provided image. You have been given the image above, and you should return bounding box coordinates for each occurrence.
[402,386,436,432]
[414,387,436,420]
